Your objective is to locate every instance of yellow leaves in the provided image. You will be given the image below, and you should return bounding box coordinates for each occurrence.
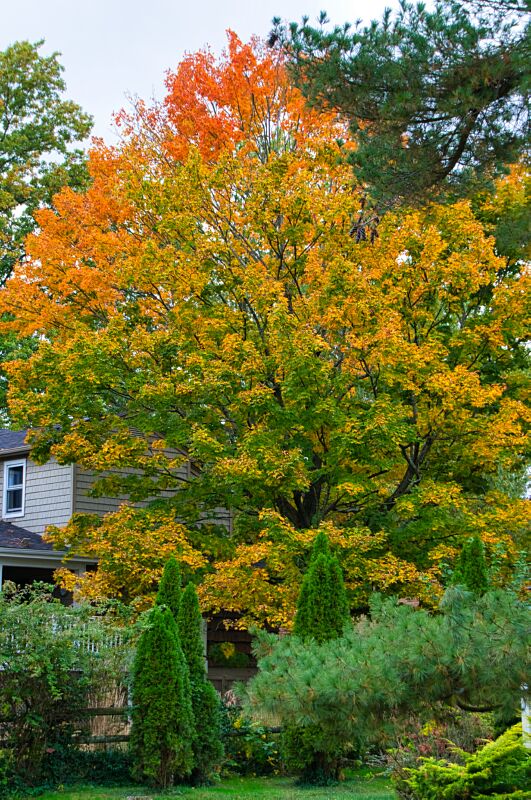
[46,507,206,606]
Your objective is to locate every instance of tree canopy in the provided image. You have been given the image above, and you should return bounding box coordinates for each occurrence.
[271,0,530,206]
[1,34,529,626]
[0,40,92,281]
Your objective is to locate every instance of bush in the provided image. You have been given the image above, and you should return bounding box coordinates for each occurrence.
[0,584,129,790]
[130,605,194,787]
[221,699,282,776]
[247,588,529,775]
[398,723,530,799]
[389,708,495,792]
[178,583,224,784]
[282,532,351,784]
[453,536,490,595]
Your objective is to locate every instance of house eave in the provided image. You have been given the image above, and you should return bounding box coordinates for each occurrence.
[0,546,96,566]
[0,446,31,459]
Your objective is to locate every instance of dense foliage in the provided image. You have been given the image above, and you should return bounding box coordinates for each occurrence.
[156,555,183,617]
[0,40,92,281]
[453,535,490,595]
[286,533,351,783]
[399,723,530,800]
[272,0,530,205]
[1,35,528,626]
[0,584,129,791]
[178,583,224,784]
[293,533,350,644]
[247,589,529,768]
[130,605,194,787]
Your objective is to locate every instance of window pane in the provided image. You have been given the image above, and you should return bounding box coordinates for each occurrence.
[7,466,23,488]
[6,487,23,512]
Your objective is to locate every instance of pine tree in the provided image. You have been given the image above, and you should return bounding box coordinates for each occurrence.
[272,1,529,205]
[178,583,223,784]
[156,556,182,618]
[454,536,490,596]
[130,605,194,787]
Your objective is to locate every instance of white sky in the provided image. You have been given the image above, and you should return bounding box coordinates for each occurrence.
[1,1,397,141]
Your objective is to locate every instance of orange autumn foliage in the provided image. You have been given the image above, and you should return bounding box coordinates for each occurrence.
[0,35,529,625]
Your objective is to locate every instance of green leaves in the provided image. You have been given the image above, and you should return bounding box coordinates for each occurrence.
[294,534,350,643]
[0,40,92,281]
[131,604,194,786]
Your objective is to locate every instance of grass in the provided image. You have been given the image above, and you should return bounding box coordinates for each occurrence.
[32,772,396,800]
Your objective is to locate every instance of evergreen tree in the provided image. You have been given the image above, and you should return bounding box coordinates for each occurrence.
[130,605,194,787]
[156,556,182,618]
[178,583,223,784]
[294,551,350,643]
[249,589,529,774]
[454,536,490,595]
[285,535,351,783]
[272,0,529,205]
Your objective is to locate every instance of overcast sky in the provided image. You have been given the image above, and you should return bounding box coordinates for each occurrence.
[1,1,397,141]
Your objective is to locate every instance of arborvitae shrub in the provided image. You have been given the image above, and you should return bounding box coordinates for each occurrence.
[178,583,223,784]
[130,605,194,787]
[454,536,490,595]
[285,533,351,784]
[294,551,350,644]
[155,555,182,617]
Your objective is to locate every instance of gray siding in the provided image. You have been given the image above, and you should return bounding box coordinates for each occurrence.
[0,451,231,536]
[74,465,232,530]
[73,461,191,515]
[0,457,73,535]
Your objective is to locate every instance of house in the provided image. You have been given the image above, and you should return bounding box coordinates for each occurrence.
[0,429,255,687]
[0,429,101,589]
[0,428,211,588]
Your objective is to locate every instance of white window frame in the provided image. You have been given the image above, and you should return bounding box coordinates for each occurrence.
[3,459,26,519]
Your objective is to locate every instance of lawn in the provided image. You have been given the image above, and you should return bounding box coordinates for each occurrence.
[33,773,396,800]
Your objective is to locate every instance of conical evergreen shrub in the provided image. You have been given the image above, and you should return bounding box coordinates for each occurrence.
[156,555,182,617]
[178,583,223,784]
[284,533,351,784]
[294,551,349,643]
[130,605,194,787]
[454,536,490,595]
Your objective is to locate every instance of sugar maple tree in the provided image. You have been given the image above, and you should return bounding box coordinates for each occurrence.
[0,35,528,626]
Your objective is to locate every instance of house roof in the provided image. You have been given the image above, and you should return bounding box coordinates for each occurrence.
[0,520,54,551]
[0,429,30,455]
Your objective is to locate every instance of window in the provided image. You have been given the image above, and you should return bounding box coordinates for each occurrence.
[3,460,26,518]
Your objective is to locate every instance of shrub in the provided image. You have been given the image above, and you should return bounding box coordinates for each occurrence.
[388,707,495,791]
[130,605,194,787]
[178,583,223,784]
[155,555,182,617]
[453,536,490,595]
[247,588,529,779]
[293,550,350,644]
[221,700,281,776]
[0,584,128,790]
[399,723,530,799]
[284,533,351,784]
